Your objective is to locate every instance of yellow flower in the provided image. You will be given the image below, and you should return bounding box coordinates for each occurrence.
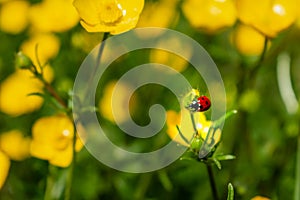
[73,0,144,35]
[20,33,60,67]
[29,0,79,33]
[236,0,297,38]
[149,36,192,72]
[0,150,10,189]
[251,196,270,200]
[166,110,214,146]
[0,67,53,116]
[0,130,31,161]
[182,0,236,33]
[99,81,137,123]
[0,0,30,34]
[137,0,178,28]
[30,114,83,168]
[233,24,267,55]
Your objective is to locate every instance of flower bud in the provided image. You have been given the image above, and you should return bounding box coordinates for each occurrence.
[15,51,33,69]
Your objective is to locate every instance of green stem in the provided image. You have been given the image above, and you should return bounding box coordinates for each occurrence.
[294,124,300,200]
[84,32,110,99]
[63,32,109,199]
[248,37,269,87]
[190,113,198,136]
[64,121,77,200]
[206,164,219,200]
[44,164,54,200]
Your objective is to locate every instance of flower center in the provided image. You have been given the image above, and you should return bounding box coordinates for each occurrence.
[98,1,123,24]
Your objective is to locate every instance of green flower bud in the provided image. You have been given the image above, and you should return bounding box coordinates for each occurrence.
[190,136,202,152]
[15,52,33,69]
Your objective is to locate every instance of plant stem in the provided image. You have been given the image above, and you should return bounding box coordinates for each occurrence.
[190,113,198,136]
[294,123,300,200]
[44,164,54,200]
[206,164,219,200]
[83,32,110,99]
[64,121,77,200]
[248,37,269,87]
[63,32,109,199]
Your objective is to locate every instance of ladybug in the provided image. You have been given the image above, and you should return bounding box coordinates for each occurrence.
[188,95,211,112]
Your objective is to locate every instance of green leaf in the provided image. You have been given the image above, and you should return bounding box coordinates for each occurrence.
[198,110,237,159]
[212,110,238,129]
[158,171,173,191]
[227,183,234,200]
[212,157,222,170]
[215,154,236,161]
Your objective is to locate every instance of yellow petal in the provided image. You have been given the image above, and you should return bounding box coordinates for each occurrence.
[137,0,178,28]
[20,33,60,67]
[236,0,297,37]
[0,130,31,161]
[73,0,100,25]
[0,0,30,34]
[49,145,73,168]
[233,24,267,55]
[29,0,79,32]
[182,0,236,33]
[0,70,45,116]
[30,140,54,160]
[74,0,144,34]
[0,151,10,189]
[30,114,76,167]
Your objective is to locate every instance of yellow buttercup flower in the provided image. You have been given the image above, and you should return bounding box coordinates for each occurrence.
[20,33,60,67]
[0,130,31,161]
[0,150,10,189]
[99,81,137,123]
[29,0,79,33]
[182,0,236,33]
[149,36,192,72]
[137,0,178,28]
[0,0,30,34]
[73,0,144,35]
[236,0,297,38]
[30,114,83,168]
[0,67,53,116]
[166,110,214,146]
[233,24,267,55]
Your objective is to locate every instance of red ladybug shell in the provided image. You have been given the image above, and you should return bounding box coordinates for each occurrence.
[197,96,211,112]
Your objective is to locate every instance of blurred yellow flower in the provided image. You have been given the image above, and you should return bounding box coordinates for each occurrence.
[0,150,10,189]
[166,110,213,146]
[73,0,144,35]
[99,81,136,123]
[30,114,83,168]
[233,24,267,55]
[0,0,30,34]
[236,0,297,38]
[149,36,192,72]
[0,67,53,116]
[137,0,178,28]
[29,0,79,33]
[251,196,270,200]
[0,130,31,161]
[20,33,60,66]
[182,0,236,33]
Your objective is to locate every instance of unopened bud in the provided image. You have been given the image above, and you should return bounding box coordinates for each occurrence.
[15,52,33,69]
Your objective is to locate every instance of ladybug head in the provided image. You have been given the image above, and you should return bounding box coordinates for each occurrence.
[197,96,211,112]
